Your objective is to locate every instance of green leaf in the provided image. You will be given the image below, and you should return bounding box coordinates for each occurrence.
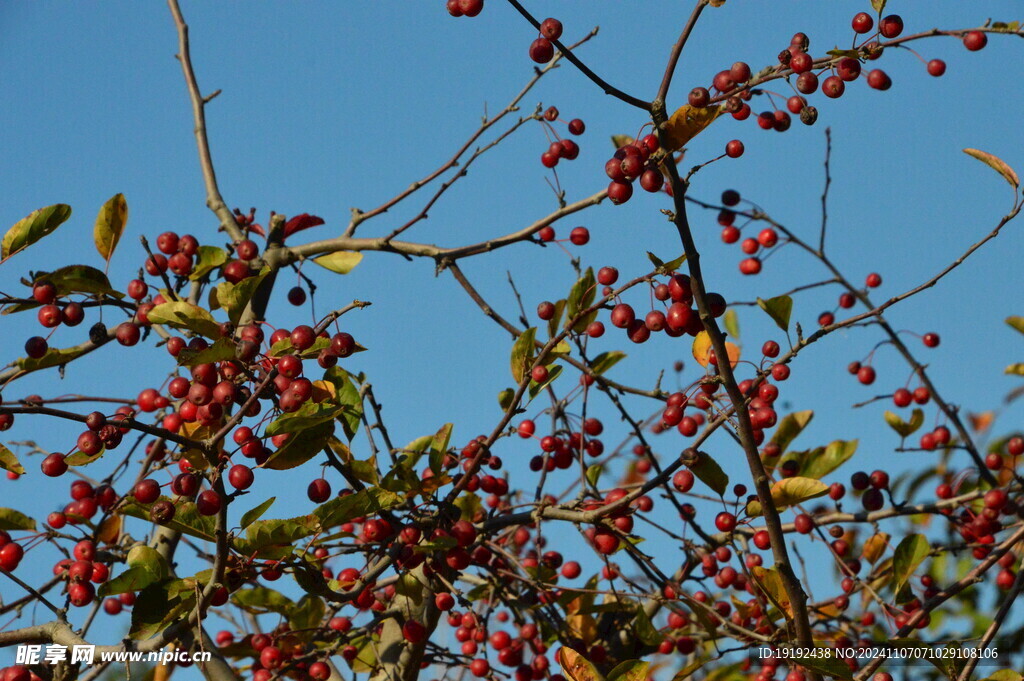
[15,345,91,372]
[964,148,1019,189]
[429,423,453,475]
[289,594,326,633]
[984,671,1024,681]
[189,246,229,281]
[510,327,537,382]
[777,439,858,480]
[268,335,332,359]
[871,0,886,12]
[312,251,363,274]
[647,252,686,274]
[314,487,404,528]
[770,410,814,451]
[64,448,105,467]
[589,351,626,376]
[176,337,237,367]
[826,48,862,58]
[94,193,128,261]
[130,580,194,640]
[723,308,740,340]
[547,299,566,338]
[585,464,602,488]
[347,635,378,673]
[688,450,728,497]
[323,366,363,441]
[236,516,319,558]
[2,204,72,260]
[884,408,924,437]
[498,387,515,410]
[121,497,216,542]
[232,586,294,615]
[453,493,482,522]
[892,533,929,594]
[0,508,36,531]
[262,420,334,470]
[146,301,221,338]
[212,267,271,325]
[36,265,122,298]
[528,364,563,400]
[632,607,662,646]
[266,401,347,437]
[1007,316,1024,334]
[608,661,649,681]
[565,268,598,333]
[394,572,425,605]
[0,445,25,475]
[757,295,793,332]
[746,477,828,516]
[240,497,276,530]
[610,134,635,149]
[99,545,170,597]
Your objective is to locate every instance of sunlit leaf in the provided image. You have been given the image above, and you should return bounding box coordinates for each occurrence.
[510,327,537,382]
[589,351,626,376]
[757,295,793,332]
[770,410,813,451]
[0,508,36,531]
[884,409,924,438]
[2,204,72,260]
[662,104,723,152]
[558,647,603,681]
[146,301,221,338]
[862,532,890,563]
[746,477,828,515]
[312,251,363,274]
[723,308,740,340]
[94,193,128,261]
[240,497,276,530]
[963,148,1019,189]
[688,450,728,497]
[751,566,792,617]
[0,444,25,475]
[189,245,228,281]
[892,533,929,594]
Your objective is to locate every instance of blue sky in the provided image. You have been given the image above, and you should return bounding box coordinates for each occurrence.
[2,0,1023,673]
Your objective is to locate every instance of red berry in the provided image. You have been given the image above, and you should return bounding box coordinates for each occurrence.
[963,31,987,51]
[879,15,903,39]
[529,37,554,64]
[725,140,744,158]
[539,17,562,41]
[852,12,873,33]
[927,59,946,77]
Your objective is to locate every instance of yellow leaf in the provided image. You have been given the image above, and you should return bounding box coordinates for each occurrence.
[312,251,363,274]
[94,193,128,261]
[662,104,723,152]
[862,532,889,563]
[97,515,122,544]
[311,379,337,403]
[969,411,994,432]
[963,148,1020,188]
[691,331,740,369]
[566,613,598,645]
[751,566,793,618]
[558,647,603,681]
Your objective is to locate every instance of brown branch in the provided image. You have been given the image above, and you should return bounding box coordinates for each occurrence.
[345,28,599,238]
[265,189,608,267]
[167,0,243,242]
[655,0,708,104]
[504,0,651,110]
[652,100,818,667]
